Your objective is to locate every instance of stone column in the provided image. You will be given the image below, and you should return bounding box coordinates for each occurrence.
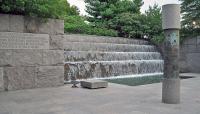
[162,4,181,104]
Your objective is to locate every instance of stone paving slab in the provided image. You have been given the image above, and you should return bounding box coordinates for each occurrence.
[0,75,200,114]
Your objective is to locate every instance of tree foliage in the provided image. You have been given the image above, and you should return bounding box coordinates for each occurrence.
[84,0,164,42]
[0,0,78,19]
[85,0,143,27]
[180,0,200,38]
[64,15,118,37]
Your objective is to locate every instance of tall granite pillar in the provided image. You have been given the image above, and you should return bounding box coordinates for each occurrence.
[162,4,181,104]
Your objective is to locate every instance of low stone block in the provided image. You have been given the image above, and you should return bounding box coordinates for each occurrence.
[0,50,12,67]
[0,32,49,49]
[50,35,64,50]
[38,19,64,35]
[24,17,40,33]
[53,19,64,35]
[9,15,24,32]
[0,14,9,32]
[0,68,4,91]
[80,80,108,89]
[4,67,36,91]
[42,50,64,66]
[24,17,64,35]
[12,50,43,66]
[36,66,64,88]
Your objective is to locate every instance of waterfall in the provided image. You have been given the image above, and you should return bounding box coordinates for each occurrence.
[64,34,164,81]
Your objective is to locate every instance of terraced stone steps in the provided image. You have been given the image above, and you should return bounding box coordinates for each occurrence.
[64,34,149,44]
[64,42,157,52]
[64,60,164,80]
[64,51,162,61]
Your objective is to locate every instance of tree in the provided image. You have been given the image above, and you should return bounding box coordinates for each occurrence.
[144,4,164,44]
[180,0,200,27]
[0,0,78,19]
[180,0,200,38]
[85,0,143,27]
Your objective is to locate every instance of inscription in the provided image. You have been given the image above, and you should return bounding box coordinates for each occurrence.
[0,32,49,49]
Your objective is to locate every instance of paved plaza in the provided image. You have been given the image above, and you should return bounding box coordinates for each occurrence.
[0,73,200,114]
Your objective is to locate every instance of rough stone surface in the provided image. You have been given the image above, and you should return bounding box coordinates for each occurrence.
[180,36,200,73]
[43,50,64,66]
[0,68,4,91]
[186,53,200,73]
[9,15,24,32]
[162,78,180,104]
[0,50,12,67]
[162,4,181,29]
[36,66,64,88]
[50,35,64,50]
[4,67,36,91]
[0,14,64,35]
[0,32,49,49]
[0,14,9,32]
[37,19,64,35]
[12,50,43,66]
[81,80,108,89]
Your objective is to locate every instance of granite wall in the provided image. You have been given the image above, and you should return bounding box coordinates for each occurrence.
[0,14,64,91]
[180,36,200,73]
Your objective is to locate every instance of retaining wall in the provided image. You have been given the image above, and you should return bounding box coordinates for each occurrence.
[180,36,200,73]
[0,14,64,91]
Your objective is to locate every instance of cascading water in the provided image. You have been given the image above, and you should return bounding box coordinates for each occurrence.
[64,35,164,81]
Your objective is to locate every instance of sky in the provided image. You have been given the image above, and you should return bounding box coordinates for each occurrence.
[67,0,180,15]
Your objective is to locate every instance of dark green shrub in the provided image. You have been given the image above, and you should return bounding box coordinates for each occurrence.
[64,15,118,37]
[0,0,70,19]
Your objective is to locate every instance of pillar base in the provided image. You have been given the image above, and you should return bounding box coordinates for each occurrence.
[162,78,180,104]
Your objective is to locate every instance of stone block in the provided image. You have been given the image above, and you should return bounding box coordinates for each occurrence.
[38,19,64,35]
[80,80,108,89]
[186,53,200,73]
[0,32,49,49]
[24,17,40,33]
[42,50,64,66]
[4,67,36,91]
[9,15,24,32]
[0,67,4,91]
[50,35,64,50]
[0,14,9,32]
[53,19,64,35]
[0,50,12,67]
[24,17,64,35]
[36,66,64,88]
[12,50,43,66]
[183,37,197,45]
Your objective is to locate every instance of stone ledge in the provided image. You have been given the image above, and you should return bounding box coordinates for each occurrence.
[0,50,64,67]
[0,14,64,35]
[3,66,64,91]
[81,80,108,89]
